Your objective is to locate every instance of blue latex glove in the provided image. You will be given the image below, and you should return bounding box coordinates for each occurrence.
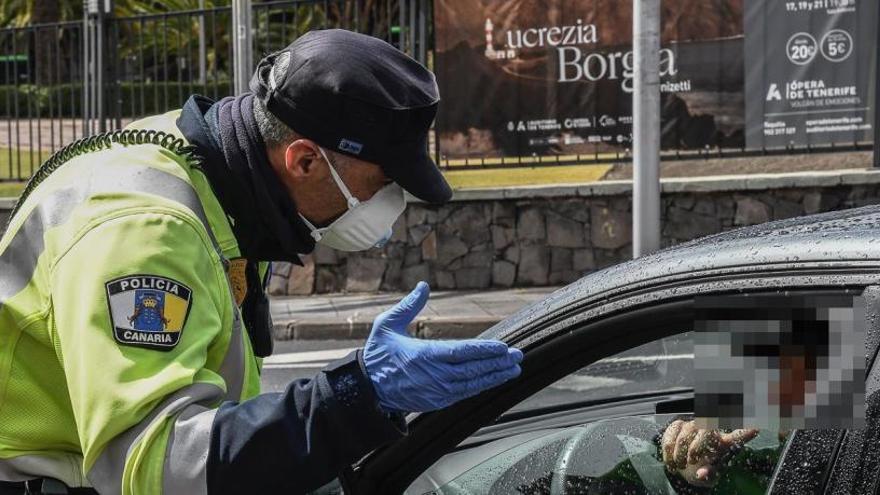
[364,282,523,414]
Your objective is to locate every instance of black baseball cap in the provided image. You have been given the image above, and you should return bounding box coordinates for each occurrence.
[251,29,452,204]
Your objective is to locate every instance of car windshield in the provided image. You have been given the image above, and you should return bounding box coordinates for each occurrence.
[510,333,695,414]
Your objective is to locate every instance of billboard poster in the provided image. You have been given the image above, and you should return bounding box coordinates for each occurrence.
[744,0,877,148]
[432,0,746,162]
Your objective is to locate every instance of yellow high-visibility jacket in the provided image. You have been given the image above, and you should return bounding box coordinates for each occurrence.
[0,110,263,493]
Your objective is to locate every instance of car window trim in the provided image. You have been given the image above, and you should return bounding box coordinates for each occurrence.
[493,266,878,350]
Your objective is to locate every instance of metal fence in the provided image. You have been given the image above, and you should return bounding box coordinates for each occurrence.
[0,2,873,182]
[0,0,431,182]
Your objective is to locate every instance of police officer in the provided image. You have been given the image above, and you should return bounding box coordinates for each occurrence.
[0,30,522,494]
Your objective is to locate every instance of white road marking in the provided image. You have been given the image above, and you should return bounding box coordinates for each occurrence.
[263,348,359,369]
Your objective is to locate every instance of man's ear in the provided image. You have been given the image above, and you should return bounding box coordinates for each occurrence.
[284,139,323,181]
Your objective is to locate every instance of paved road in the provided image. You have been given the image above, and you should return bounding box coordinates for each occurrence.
[261,339,363,392]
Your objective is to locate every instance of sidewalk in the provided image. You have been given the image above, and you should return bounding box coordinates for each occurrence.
[270,287,558,340]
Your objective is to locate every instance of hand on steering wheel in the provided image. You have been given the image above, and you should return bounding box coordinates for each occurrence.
[661,419,759,487]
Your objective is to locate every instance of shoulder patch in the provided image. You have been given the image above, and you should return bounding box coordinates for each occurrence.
[105,275,193,351]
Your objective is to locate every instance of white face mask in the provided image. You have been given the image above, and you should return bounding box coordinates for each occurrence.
[298,147,406,252]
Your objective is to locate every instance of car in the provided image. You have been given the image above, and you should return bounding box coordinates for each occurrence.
[334,205,880,494]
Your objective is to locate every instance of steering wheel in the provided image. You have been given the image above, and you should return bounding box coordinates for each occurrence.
[550,418,666,494]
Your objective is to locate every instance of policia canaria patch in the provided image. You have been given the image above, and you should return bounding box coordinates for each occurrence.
[105,275,192,351]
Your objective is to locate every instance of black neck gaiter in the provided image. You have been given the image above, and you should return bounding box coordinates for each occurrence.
[180,93,316,263]
[178,94,316,358]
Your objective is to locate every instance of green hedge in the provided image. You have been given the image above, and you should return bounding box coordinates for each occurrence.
[0,81,233,118]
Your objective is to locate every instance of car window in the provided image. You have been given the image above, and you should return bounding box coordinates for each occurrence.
[511,332,695,414]
[419,415,788,495]
[407,331,792,495]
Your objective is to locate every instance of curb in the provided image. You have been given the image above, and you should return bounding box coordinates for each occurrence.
[418,168,880,202]
[273,316,502,341]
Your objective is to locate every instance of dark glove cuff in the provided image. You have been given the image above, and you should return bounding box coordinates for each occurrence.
[324,350,408,437]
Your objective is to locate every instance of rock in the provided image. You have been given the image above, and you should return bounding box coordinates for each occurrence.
[611,197,631,212]
[802,192,822,214]
[492,260,516,287]
[446,258,463,271]
[437,231,469,266]
[271,261,293,278]
[590,206,632,249]
[492,202,516,227]
[572,249,595,272]
[550,248,573,272]
[437,204,455,223]
[421,231,437,260]
[267,273,289,296]
[547,212,586,248]
[504,246,520,264]
[517,207,545,240]
[312,245,337,265]
[409,224,432,246]
[516,246,550,285]
[404,247,422,267]
[734,197,770,226]
[664,207,721,241]
[448,206,491,245]
[846,187,873,206]
[406,207,428,227]
[425,209,438,224]
[435,270,456,289]
[676,195,696,210]
[288,255,315,295]
[778,189,804,203]
[462,250,494,268]
[551,199,590,223]
[802,191,842,214]
[345,257,386,292]
[549,270,580,285]
[385,242,405,262]
[315,267,341,293]
[454,267,491,289]
[401,264,430,289]
[772,199,803,220]
[491,225,515,250]
[593,249,621,270]
[692,198,715,216]
[390,215,408,243]
[717,197,736,219]
[380,259,403,291]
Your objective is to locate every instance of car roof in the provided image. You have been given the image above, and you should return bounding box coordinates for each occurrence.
[485,204,880,341]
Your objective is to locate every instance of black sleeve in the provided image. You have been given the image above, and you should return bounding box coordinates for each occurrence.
[207,350,407,494]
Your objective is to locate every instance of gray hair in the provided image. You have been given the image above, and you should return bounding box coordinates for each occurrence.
[253,51,297,148]
[252,51,351,170]
[253,97,297,148]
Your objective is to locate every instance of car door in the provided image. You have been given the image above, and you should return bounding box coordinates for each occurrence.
[805,286,880,495]
[348,273,880,494]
